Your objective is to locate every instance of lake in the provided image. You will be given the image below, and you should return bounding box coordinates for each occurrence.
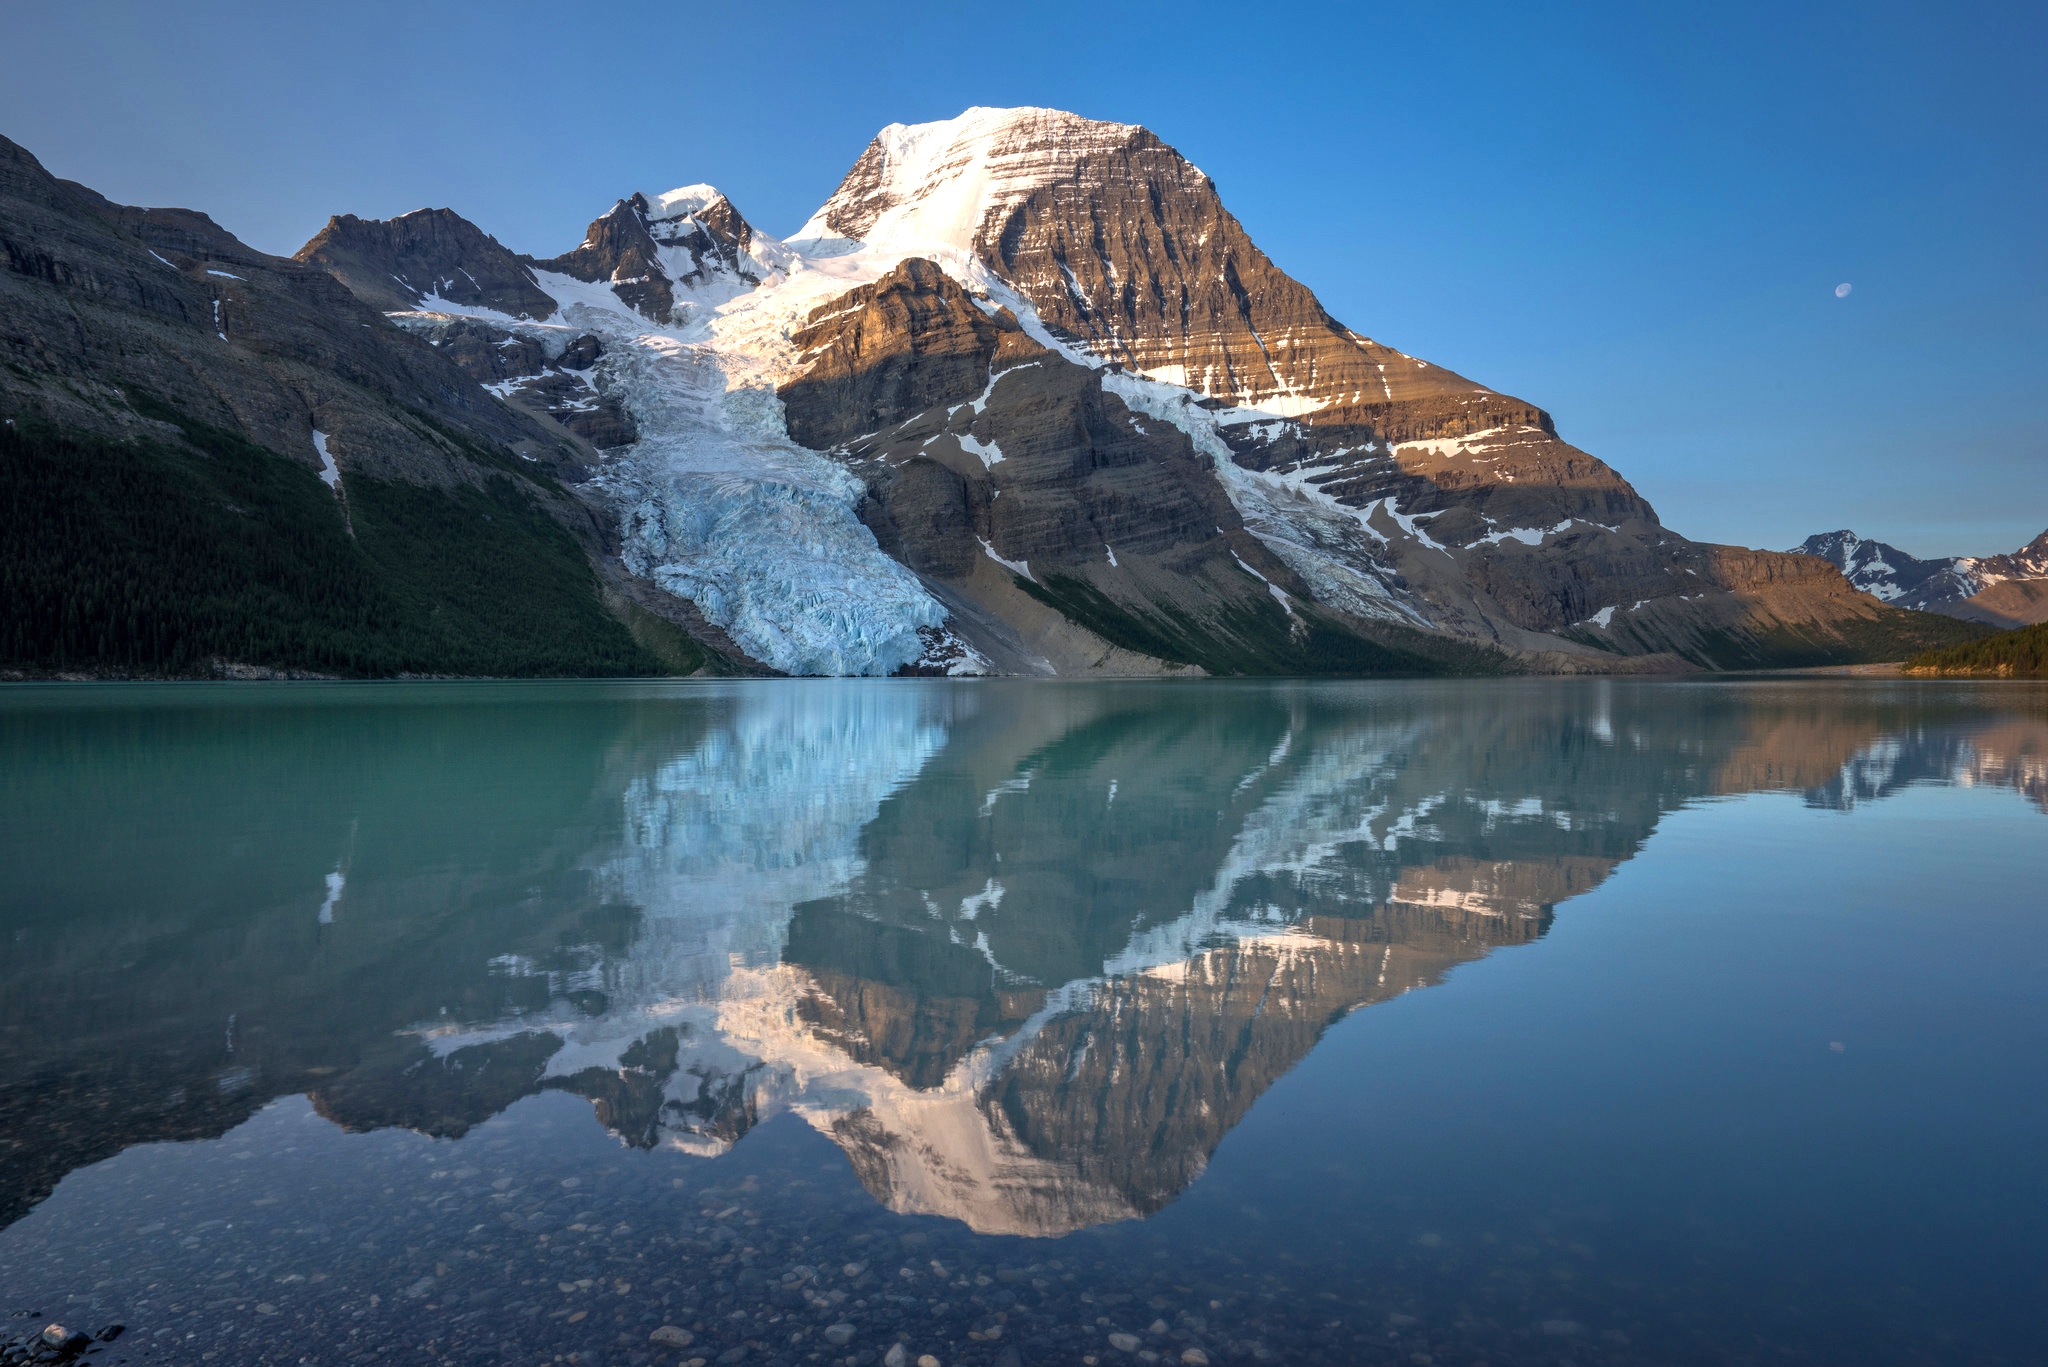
[1,678,2043,1367]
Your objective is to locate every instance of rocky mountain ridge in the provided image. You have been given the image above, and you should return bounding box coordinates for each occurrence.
[0,132,725,679]
[1794,527,2048,628]
[286,105,1974,674]
[3,110,1993,677]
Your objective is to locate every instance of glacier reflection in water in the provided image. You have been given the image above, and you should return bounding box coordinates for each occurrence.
[392,680,1615,1237]
[6,679,2034,1239]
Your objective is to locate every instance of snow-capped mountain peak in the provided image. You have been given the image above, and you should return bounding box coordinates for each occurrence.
[1791,528,1988,609]
[794,105,1156,251]
[638,182,729,220]
[1789,526,2048,627]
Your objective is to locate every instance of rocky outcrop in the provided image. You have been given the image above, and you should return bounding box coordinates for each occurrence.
[779,257,1039,449]
[777,259,1481,675]
[527,187,775,323]
[530,196,675,321]
[293,207,558,317]
[647,189,765,288]
[402,316,637,448]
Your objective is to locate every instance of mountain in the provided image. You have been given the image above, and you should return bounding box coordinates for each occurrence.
[1794,528,2048,628]
[297,106,1974,675]
[0,134,727,678]
[4,111,1991,677]
[1790,531,1985,608]
[779,108,1981,668]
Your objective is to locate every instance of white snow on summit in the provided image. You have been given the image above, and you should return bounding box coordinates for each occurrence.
[792,106,1156,253]
[638,183,727,218]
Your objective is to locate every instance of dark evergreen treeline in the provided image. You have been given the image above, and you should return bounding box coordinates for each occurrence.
[1907,620,2048,677]
[0,412,672,678]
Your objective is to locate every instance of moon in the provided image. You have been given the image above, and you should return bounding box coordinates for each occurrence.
[1834,282,1853,298]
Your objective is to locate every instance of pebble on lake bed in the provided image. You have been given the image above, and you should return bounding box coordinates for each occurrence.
[651,1325,694,1347]
[39,1324,88,1354]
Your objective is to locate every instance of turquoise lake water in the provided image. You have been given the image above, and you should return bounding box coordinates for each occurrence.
[1,679,2043,1367]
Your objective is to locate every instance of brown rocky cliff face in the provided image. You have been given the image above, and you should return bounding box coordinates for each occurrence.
[820,117,1578,450]
[975,128,1553,441]
[777,257,1359,673]
[779,257,1036,450]
[293,207,557,318]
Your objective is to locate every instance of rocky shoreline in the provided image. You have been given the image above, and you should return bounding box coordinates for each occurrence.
[1,1320,123,1365]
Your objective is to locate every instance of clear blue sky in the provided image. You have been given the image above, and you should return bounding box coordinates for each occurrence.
[6,0,2042,558]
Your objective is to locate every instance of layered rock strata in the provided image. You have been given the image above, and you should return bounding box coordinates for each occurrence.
[776,258,1379,673]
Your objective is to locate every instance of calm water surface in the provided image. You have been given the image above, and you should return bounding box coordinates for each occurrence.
[1,679,2044,1367]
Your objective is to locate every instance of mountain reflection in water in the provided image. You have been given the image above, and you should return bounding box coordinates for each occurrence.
[1,680,2044,1241]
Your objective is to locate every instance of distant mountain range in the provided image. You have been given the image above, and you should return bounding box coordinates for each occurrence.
[1792,529,2048,629]
[1,108,1994,677]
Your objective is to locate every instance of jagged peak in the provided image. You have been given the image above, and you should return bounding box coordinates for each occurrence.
[794,105,1175,249]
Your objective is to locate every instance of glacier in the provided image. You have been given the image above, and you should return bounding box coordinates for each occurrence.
[395,238,976,676]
